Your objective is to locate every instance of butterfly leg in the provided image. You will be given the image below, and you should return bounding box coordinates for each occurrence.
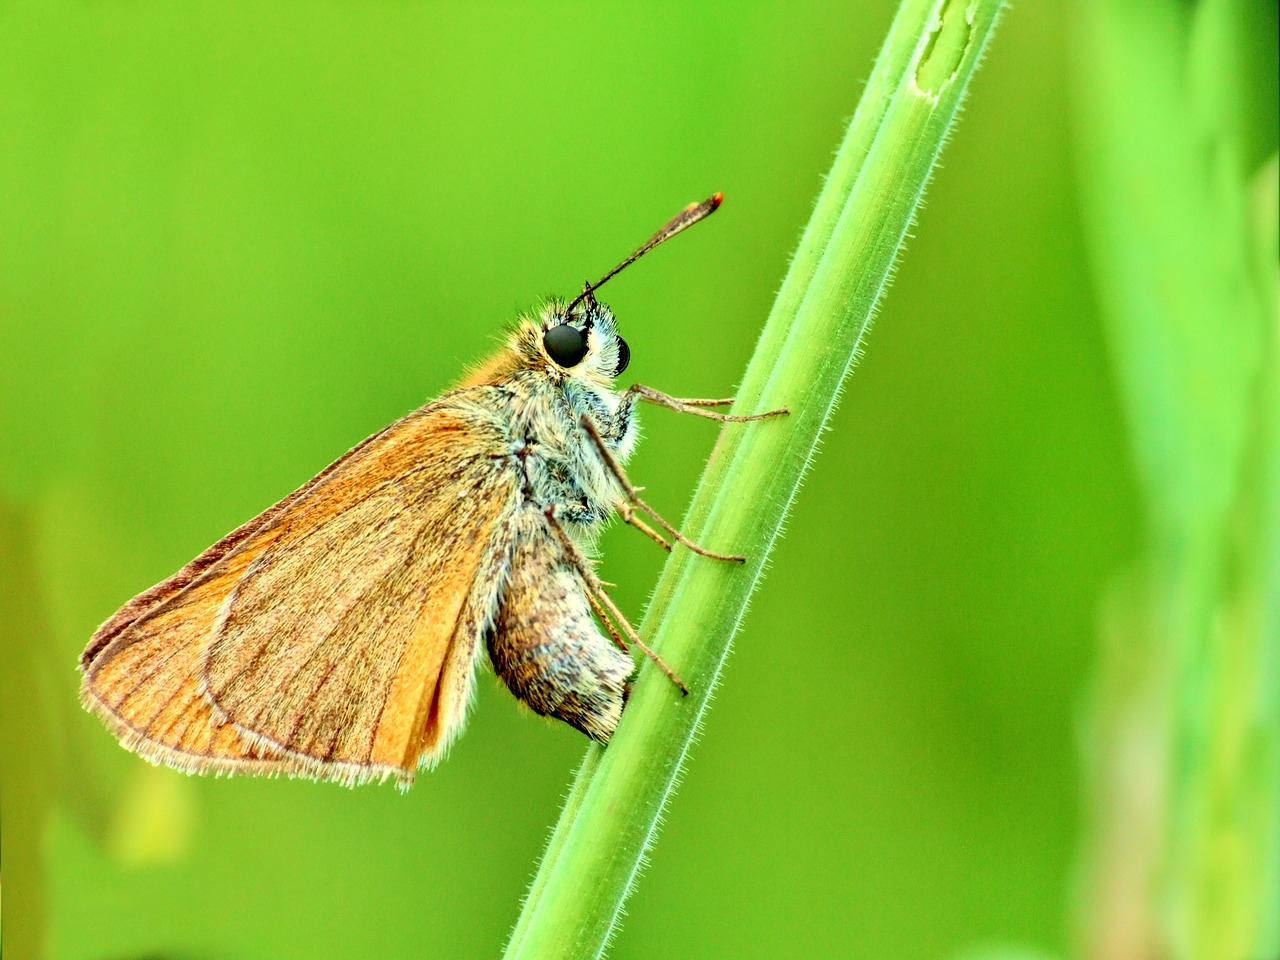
[543,506,688,695]
[583,587,628,653]
[579,413,747,563]
[614,501,672,552]
[625,383,789,422]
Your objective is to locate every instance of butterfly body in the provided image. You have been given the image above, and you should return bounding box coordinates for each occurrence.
[459,297,645,743]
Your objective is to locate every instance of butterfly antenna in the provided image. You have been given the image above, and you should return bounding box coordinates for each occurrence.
[565,193,723,317]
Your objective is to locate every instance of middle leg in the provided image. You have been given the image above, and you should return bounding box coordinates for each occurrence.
[580,413,746,563]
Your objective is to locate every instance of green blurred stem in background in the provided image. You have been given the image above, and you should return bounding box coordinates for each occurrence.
[504,1,1005,956]
[1072,0,1280,958]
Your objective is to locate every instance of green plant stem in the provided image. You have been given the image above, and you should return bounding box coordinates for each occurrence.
[504,2,1004,956]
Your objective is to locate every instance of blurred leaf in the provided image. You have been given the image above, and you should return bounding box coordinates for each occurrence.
[1070,0,1279,957]
[108,765,195,867]
[953,946,1062,960]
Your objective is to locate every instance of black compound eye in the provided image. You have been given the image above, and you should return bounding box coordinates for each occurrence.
[613,337,630,377]
[543,324,588,368]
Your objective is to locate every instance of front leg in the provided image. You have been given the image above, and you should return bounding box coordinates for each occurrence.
[624,383,788,422]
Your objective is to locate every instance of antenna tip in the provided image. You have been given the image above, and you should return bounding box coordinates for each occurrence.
[710,191,724,210]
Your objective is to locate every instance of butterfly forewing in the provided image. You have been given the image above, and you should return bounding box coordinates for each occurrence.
[80,390,520,786]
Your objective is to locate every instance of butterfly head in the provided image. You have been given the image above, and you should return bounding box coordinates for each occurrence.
[515,290,630,386]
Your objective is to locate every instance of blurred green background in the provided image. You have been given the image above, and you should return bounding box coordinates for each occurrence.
[2,2,1275,959]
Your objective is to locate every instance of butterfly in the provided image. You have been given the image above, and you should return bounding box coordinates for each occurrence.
[78,194,785,788]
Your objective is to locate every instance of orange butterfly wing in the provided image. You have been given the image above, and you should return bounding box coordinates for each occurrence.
[80,390,520,787]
